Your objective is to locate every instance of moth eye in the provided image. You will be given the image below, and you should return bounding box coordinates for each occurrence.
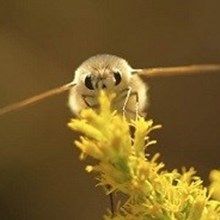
[113,71,122,86]
[84,75,94,90]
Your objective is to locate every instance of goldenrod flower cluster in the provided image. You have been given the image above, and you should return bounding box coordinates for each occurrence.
[210,170,220,202]
[68,92,220,220]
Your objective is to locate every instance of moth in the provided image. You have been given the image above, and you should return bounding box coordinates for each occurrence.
[0,54,220,117]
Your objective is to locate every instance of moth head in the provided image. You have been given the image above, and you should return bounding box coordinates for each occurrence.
[73,54,134,91]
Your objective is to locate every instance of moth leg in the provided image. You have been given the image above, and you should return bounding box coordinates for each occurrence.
[81,94,98,108]
[122,87,132,117]
[126,91,139,119]
[131,91,139,119]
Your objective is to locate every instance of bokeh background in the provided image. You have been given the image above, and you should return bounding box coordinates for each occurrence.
[0,1,220,219]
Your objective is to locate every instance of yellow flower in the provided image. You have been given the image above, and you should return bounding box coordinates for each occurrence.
[68,91,220,220]
[209,170,220,201]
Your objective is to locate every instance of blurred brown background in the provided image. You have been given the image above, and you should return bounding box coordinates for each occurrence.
[0,1,220,219]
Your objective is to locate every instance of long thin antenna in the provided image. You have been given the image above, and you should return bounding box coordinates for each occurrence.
[137,64,220,77]
[0,82,75,116]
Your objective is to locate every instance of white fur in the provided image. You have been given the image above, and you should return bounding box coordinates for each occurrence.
[68,54,148,118]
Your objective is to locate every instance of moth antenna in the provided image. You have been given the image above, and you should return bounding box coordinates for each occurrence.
[0,82,75,117]
[134,64,220,77]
